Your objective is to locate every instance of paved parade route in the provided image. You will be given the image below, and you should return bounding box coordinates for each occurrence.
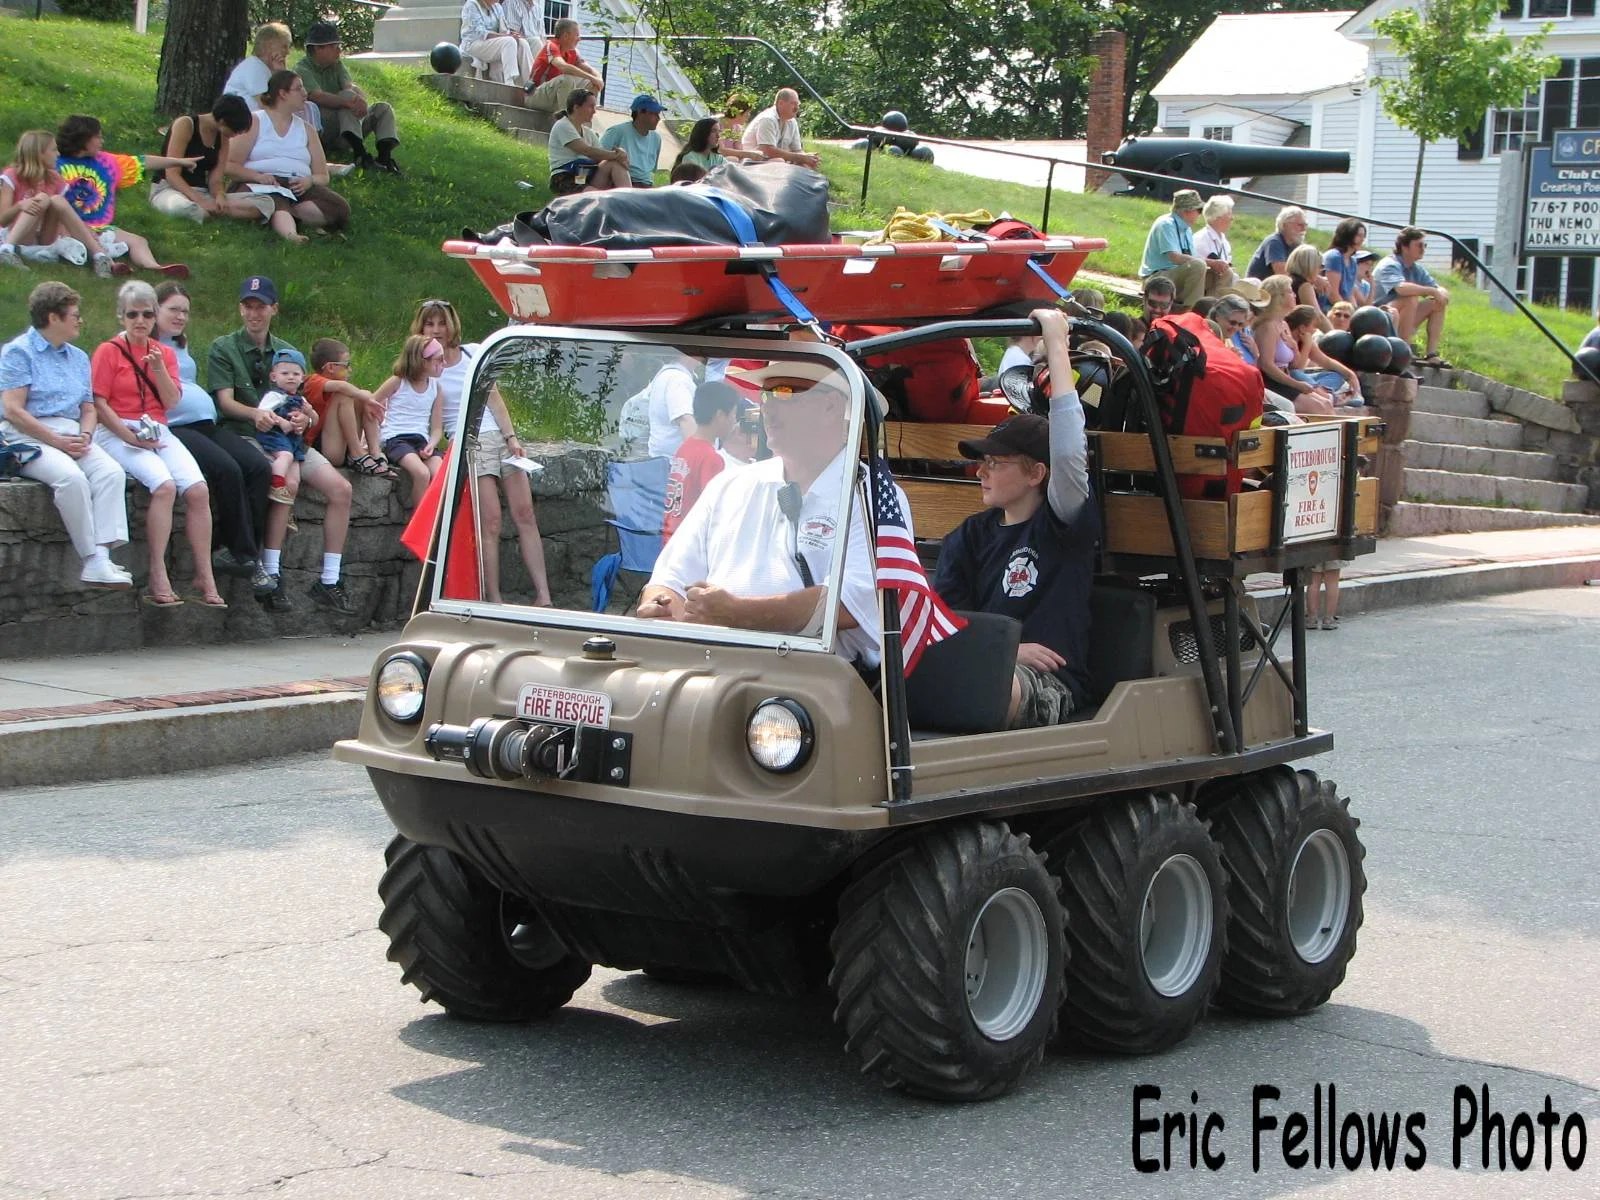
[1,590,1596,1199]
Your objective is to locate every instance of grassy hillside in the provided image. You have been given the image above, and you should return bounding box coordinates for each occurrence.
[0,14,1590,397]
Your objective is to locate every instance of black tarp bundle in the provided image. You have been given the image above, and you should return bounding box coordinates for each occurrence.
[464,161,831,250]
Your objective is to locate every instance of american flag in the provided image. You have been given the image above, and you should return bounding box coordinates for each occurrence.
[870,458,964,674]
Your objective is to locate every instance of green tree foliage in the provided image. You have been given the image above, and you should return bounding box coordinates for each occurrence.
[248,1,378,53]
[1374,0,1558,221]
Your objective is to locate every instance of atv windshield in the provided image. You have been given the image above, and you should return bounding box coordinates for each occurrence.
[425,327,875,662]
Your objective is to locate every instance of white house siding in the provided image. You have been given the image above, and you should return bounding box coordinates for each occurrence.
[1360,52,1505,276]
[576,0,706,117]
[1310,94,1361,228]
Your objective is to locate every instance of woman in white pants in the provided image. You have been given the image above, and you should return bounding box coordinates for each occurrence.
[0,280,131,588]
[90,280,223,608]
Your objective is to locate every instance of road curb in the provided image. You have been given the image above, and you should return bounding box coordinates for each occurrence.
[0,692,363,790]
[1249,553,1600,620]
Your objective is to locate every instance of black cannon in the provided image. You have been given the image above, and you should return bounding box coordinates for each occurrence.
[1101,136,1350,201]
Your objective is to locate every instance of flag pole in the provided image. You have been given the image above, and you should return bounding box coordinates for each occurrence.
[867,432,915,805]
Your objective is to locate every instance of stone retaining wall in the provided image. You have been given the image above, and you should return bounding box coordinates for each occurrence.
[0,444,612,659]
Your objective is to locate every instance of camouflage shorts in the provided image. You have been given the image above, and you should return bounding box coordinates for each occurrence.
[1010,664,1076,729]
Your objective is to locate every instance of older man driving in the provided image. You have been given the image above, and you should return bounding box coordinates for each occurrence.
[638,358,890,666]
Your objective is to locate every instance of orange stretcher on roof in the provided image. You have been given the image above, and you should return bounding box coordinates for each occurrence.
[441,236,1108,326]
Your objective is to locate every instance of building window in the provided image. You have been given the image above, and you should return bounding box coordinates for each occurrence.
[1491,89,1542,153]
[1505,0,1596,16]
[1528,0,1571,17]
[1201,125,1233,142]
[543,0,572,35]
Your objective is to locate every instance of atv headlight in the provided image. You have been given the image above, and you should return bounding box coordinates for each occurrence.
[376,653,429,723]
[746,697,814,773]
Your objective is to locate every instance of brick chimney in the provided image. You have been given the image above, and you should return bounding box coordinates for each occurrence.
[1084,29,1126,193]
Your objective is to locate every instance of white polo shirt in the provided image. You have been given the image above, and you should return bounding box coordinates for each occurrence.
[650,448,905,666]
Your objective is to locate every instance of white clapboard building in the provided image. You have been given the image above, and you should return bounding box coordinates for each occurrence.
[1152,1,1600,308]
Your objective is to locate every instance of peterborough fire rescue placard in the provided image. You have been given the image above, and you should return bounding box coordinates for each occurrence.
[1283,424,1343,544]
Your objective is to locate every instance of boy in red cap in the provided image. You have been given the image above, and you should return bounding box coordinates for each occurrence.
[933,308,1097,725]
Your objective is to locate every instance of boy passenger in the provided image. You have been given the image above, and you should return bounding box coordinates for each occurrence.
[933,309,1096,725]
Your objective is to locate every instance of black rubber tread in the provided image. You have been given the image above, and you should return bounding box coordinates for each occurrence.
[1207,767,1366,1016]
[828,820,1065,1103]
[1043,791,1228,1055]
[378,835,591,1022]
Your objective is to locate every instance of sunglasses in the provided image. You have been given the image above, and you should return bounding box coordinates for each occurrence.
[325,359,351,368]
[123,309,156,319]
[419,299,454,310]
[761,385,800,401]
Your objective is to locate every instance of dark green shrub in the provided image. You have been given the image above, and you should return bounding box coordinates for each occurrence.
[248,1,377,52]
[57,0,137,20]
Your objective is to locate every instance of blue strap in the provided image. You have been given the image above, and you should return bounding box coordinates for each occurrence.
[690,187,821,327]
[926,217,1072,301]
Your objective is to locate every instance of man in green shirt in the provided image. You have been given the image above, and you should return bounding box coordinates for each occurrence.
[208,275,356,615]
[296,21,401,174]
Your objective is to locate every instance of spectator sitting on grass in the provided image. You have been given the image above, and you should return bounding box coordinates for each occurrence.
[1138,188,1208,312]
[208,274,355,615]
[152,97,259,225]
[1371,227,1451,368]
[0,280,132,589]
[1286,243,1332,326]
[601,95,665,188]
[304,338,389,478]
[0,130,110,272]
[674,118,726,175]
[155,281,273,595]
[524,17,604,111]
[1285,305,1359,402]
[546,89,630,195]
[1214,294,1260,364]
[720,93,756,153]
[742,89,820,169]
[1194,194,1237,295]
[55,115,195,279]
[226,71,352,244]
[1140,275,1176,329]
[373,334,445,508]
[91,280,224,609]
[1322,218,1367,306]
[296,22,402,175]
[1246,205,1308,280]
[1328,301,1354,332]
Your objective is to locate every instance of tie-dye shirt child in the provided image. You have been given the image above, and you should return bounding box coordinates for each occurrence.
[57,151,142,228]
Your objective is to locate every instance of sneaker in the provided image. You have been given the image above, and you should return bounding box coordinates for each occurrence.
[53,237,88,266]
[18,243,58,264]
[0,245,26,270]
[80,557,133,588]
[307,578,356,615]
[258,577,294,612]
[212,547,257,578]
[252,564,279,597]
[268,485,296,505]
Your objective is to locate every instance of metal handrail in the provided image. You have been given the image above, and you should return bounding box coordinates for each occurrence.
[588,31,1595,385]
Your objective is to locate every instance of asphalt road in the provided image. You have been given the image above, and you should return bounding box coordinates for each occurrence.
[2,589,1597,1199]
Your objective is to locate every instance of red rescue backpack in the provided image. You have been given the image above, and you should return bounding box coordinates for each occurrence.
[1142,311,1264,499]
[834,323,981,423]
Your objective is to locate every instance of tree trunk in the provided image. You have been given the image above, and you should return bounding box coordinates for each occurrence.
[1409,134,1425,225]
[155,0,250,118]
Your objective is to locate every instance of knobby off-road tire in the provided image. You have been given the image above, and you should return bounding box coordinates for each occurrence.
[829,820,1065,1102]
[1044,792,1228,1055]
[378,835,591,1021]
[1208,767,1366,1016]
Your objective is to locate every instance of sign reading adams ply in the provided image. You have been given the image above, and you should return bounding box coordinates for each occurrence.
[1525,142,1600,254]
[1282,424,1344,544]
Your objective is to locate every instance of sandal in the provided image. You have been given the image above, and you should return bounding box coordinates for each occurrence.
[189,588,228,608]
[1416,353,1453,369]
[142,590,184,608]
[346,453,398,480]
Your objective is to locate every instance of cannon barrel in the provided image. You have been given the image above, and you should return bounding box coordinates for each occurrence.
[1101,136,1350,201]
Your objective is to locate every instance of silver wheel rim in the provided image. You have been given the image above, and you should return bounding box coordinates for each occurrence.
[1140,854,1213,997]
[1287,829,1351,964]
[964,887,1049,1042]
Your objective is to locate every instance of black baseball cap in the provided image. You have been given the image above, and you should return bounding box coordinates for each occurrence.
[959,413,1050,463]
[305,21,341,47]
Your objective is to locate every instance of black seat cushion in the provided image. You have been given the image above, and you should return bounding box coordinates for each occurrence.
[1086,582,1156,701]
[904,610,1021,734]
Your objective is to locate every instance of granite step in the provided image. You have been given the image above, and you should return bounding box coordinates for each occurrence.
[1402,469,1590,513]
[1400,440,1562,481]
[482,102,553,135]
[1407,410,1525,450]
[1413,384,1490,420]
[1387,502,1600,537]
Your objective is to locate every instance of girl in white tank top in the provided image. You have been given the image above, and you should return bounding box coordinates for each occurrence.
[372,335,446,506]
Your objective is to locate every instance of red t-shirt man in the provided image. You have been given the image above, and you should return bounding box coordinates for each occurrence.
[662,435,725,541]
[530,39,579,88]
